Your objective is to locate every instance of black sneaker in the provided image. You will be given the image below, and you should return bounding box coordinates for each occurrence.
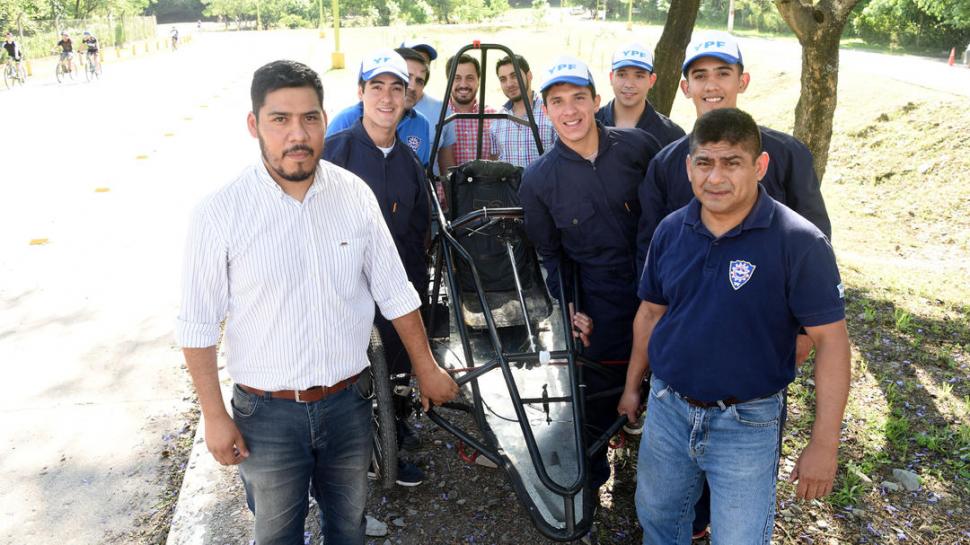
[395,460,425,487]
[397,418,421,451]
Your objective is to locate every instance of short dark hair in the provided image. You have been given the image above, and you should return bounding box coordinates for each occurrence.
[496,54,530,76]
[396,46,430,83]
[689,108,762,159]
[540,81,597,104]
[446,53,481,79]
[250,60,324,117]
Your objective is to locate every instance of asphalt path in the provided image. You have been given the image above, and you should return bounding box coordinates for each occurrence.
[0,23,967,545]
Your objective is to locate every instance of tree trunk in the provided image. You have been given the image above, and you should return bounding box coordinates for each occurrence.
[774,0,860,182]
[648,0,701,117]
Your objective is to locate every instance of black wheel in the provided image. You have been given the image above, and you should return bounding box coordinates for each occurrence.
[85,59,93,81]
[368,327,398,490]
[3,65,11,89]
[56,61,65,83]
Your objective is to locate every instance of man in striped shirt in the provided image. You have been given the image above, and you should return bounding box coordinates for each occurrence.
[176,60,457,545]
[445,53,498,165]
[489,54,557,168]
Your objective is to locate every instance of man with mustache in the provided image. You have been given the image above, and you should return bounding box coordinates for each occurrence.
[635,30,833,541]
[176,60,458,545]
[595,43,685,147]
[445,53,498,165]
[323,49,433,487]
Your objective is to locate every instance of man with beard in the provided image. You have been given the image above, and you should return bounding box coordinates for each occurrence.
[325,50,434,168]
[445,53,498,165]
[323,49,432,487]
[518,56,663,506]
[176,60,458,545]
[595,43,685,147]
[489,54,557,168]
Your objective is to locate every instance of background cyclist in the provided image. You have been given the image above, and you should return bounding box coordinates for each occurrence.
[81,31,100,70]
[3,31,25,76]
[54,31,75,73]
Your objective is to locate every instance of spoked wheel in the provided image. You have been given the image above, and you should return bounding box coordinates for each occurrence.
[3,65,11,89]
[85,59,93,81]
[55,62,65,83]
[368,327,398,490]
[15,64,26,85]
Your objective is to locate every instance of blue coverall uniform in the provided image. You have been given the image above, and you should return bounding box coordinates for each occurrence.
[324,119,431,381]
[519,122,662,488]
[326,102,433,168]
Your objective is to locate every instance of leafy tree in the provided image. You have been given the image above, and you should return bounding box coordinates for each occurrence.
[775,0,861,181]
[648,0,702,116]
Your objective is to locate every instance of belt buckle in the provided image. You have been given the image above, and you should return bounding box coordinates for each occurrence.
[294,389,307,403]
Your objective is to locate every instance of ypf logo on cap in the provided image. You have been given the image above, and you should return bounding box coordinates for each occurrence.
[359,48,410,85]
[682,31,743,75]
[540,56,594,93]
[612,43,654,72]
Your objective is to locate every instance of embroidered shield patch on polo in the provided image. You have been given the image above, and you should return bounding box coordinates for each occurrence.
[728,260,756,290]
[407,136,421,152]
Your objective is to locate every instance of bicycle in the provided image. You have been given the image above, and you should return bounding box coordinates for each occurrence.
[82,50,101,81]
[54,52,75,83]
[3,58,27,89]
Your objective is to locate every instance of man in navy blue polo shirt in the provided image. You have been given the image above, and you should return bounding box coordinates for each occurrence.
[619,108,850,544]
[519,55,662,493]
[595,43,685,147]
[323,49,432,488]
[325,48,433,168]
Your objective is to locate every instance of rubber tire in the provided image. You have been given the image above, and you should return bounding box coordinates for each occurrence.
[55,62,64,84]
[368,327,398,490]
[3,65,11,89]
[16,64,25,85]
[85,59,92,82]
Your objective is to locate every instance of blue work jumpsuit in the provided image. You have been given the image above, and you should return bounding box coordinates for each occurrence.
[519,122,662,488]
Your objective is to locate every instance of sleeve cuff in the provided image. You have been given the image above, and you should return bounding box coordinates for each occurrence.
[376,286,422,321]
[797,308,846,328]
[175,320,222,348]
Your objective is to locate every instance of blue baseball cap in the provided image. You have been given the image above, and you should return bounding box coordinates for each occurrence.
[682,31,743,75]
[359,49,410,85]
[540,56,595,93]
[400,40,438,61]
[612,43,654,72]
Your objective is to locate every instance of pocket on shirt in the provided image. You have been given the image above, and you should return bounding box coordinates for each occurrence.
[328,237,367,298]
[551,203,596,250]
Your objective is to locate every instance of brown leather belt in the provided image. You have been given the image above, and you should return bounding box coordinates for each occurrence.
[239,373,361,403]
[683,396,744,409]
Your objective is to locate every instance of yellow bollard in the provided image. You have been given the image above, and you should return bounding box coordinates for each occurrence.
[25,59,32,76]
[115,46,121,59]
[131,44,137,56]
[331,51,345,69]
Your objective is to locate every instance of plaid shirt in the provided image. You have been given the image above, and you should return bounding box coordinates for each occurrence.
[449,99,498,166]
[489,93,557,168]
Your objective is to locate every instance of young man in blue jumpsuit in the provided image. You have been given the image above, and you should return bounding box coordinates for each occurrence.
[518,56,663,494]
[325,49,434,168]
[619,108,850,544]
[637,33,834,538]
[595,43,685,148]
[323,49,431,487]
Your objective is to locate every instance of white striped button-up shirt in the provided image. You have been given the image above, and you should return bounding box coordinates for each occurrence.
[176,160,420,390]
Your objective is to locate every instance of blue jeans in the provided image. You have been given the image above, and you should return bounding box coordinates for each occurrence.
[636,376,783,545]
[232,381,372,545]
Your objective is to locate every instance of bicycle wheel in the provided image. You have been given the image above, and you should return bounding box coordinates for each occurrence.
[55,61,64,83]
[368,327,398,490]
[2,65,11,89]
[85,60,92,82]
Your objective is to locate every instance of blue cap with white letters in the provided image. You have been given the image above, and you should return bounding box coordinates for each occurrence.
[682,31,743,75]
[612,43,654,72]
[540,55,595,93]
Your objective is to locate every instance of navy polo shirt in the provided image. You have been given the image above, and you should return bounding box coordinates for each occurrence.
[326,102,432,167]
[323,119,431,287]
[520,122,662,361]
[595,100,686,148]
[638,126,831,275]
[639,185,845,402]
